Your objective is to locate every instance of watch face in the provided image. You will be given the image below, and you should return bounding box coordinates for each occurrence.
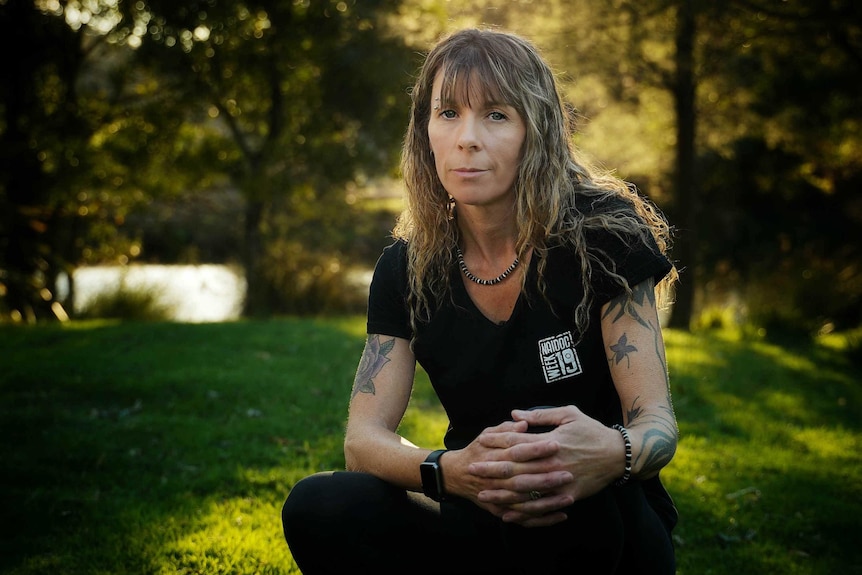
[420,461,442,500]
[420,450,447,501]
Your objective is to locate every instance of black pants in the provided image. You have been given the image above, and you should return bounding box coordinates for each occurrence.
[282,471,676,575]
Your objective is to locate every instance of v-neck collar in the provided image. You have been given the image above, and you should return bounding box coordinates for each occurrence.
[451,251,537,328]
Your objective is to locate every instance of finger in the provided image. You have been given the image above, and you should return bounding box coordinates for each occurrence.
[469,460,517,479]
[506,439,560,462]
[478,431,558,453]
[511,406,577,428]
[475,472,574,503]
[506,511,569,528]
[468,449,568,477]
[501,495,572,522]
[481,420,529,435]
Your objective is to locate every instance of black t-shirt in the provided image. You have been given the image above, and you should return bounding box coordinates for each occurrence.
[367,221,672,451]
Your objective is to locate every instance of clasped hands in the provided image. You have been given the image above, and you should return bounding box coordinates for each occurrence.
[452,405,621,528]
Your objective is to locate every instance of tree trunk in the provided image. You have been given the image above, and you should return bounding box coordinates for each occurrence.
[0,1,49,321]
[666,0,697,330]
[241,197,267,316]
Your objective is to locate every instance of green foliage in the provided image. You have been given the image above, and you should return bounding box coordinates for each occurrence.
[695,137,862,334]
[2,0,861,331]
[258,240,368,316]
[0,319,860,574]
[76,278,172,321]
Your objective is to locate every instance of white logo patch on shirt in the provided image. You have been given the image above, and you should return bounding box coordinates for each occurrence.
[538,331,582,383]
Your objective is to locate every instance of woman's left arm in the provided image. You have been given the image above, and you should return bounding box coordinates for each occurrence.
[601,276,678,479]
[467,277,679,526]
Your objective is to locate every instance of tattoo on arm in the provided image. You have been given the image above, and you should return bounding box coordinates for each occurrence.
[609,333,637,368]
[608,281,677,476]
[624,397,678,477]
[351,335,395,398]
[605,279,670,389]
[602,280,656,330]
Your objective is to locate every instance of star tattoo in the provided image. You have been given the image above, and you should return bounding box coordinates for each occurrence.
[609,333,637,368]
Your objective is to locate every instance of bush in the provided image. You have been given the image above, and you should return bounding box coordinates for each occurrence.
[77,280,172,321]
[258,240,368,316]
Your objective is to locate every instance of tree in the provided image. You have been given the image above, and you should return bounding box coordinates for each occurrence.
[534,0,861,331]
[0,0,426,320]
[122,0,418,315]
[0,0,220,322]
[0,0,147,321]
[693,0,862,332]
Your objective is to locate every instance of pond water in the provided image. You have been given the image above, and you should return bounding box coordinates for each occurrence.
[60,264,374,323]
[61,264,247,322]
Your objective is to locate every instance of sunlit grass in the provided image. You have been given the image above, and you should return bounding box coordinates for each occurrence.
[398,367,449,449]
[0,320,859,574]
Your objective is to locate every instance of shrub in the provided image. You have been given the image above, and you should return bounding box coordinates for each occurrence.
[77,280,172,321]
[258,240,368,316]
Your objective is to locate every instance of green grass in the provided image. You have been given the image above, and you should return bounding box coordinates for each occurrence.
[0,319,859,574]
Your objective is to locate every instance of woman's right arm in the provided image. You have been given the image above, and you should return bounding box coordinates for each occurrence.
[344,333,432,490]
[345,334,566,508]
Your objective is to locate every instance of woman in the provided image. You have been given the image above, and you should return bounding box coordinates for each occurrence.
[282,28,680,574]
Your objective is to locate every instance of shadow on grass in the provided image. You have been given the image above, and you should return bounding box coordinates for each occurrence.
[0,319,367,574]
[1,323,860,574]
[664,330,862,575]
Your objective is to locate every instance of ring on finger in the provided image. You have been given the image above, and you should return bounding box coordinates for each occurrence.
[529,490,543,501]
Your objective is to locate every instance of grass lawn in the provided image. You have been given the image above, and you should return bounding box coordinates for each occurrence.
[0,318,860,574]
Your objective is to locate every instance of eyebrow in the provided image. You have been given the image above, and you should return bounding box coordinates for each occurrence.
[436,96,511,110]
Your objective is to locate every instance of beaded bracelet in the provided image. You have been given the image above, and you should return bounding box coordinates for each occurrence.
[612,424,632,486]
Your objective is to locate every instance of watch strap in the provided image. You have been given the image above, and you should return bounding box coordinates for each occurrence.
[420,449,448,501]
[424,449,447,465]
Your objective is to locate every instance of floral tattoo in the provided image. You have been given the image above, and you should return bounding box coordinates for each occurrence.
[352,335,395,398]
[610,333,638,368]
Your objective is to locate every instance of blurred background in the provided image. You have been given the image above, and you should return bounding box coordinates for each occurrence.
[1,0,860,339]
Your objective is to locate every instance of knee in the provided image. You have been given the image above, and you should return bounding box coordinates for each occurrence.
[282,473,329,544]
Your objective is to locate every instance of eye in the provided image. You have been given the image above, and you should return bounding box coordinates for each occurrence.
[488,111,508,121]
[440,109,457,119]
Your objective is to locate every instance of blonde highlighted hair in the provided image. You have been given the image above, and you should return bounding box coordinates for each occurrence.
[393,28,676,339]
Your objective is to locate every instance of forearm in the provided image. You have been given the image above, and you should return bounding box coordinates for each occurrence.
[344,424,432,491]
[620,405,678,480]
[600,279,679,480]
[345,333,431,489]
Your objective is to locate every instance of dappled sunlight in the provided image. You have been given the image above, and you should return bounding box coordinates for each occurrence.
[663,435,731,502]
[3,317,859,574]
[666,344,728,369]
[749,340,819,373]
[161,494,298,575]
[665,425,861,572]
[790,426,859,463]
[760,390,812,423]
[665,329,730,370]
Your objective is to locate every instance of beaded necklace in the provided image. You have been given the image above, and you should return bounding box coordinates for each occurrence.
[455,246,520,286]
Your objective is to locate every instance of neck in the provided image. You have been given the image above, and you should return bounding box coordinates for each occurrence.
[455,206,518,262]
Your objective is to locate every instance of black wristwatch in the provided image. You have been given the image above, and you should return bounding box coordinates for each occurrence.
[420,449,448,502]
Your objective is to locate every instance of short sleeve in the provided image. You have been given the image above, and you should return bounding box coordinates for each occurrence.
[588,226,672,305]
[366,240,413,340]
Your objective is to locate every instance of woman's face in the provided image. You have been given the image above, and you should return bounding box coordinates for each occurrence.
[427,70,526,210]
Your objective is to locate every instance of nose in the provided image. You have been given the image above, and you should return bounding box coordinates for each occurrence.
[457,114,481,150]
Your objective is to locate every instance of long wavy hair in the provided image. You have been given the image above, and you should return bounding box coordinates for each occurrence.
[393,28,677,339]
